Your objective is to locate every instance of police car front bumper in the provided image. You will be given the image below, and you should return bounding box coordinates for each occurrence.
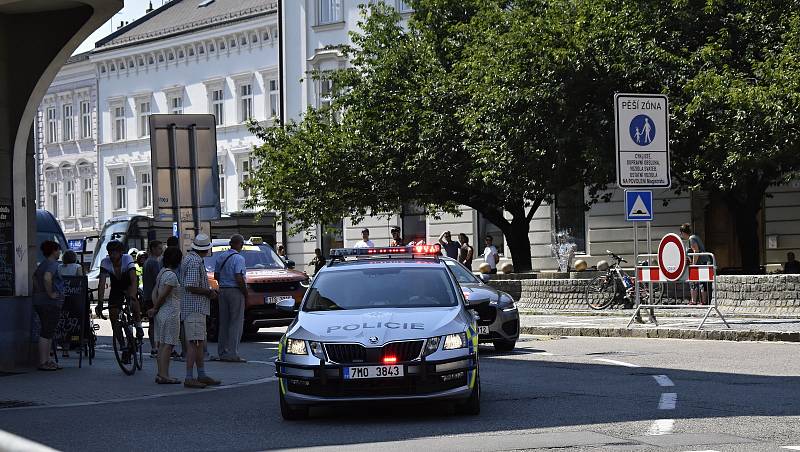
[275,356,476,405]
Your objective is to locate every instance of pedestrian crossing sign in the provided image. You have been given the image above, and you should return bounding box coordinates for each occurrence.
[625,190,653,221]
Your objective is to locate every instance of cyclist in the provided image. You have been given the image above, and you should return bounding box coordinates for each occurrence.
[95,240,144,349]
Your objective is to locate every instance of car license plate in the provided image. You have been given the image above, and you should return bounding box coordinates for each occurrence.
[344,365,404,379]
[265,295,293,305]
[477,326,490,334]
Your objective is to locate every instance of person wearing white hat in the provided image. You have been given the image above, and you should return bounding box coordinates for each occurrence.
[179,233,220,389]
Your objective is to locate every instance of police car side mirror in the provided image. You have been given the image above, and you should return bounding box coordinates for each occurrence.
[466,296,490,309]
[286,260,296,269]
[276,298,295,312]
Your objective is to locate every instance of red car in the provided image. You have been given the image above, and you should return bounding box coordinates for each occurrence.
[204,238,308,340]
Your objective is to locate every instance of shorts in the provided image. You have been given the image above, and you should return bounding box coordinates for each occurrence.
[34,305,61,340]
[183,312,207,342]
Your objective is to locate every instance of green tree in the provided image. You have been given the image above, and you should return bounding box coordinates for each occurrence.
[599,0,800,272]
[247,1,617,271]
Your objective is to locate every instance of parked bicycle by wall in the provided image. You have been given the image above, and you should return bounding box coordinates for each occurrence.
[585,251,662,310]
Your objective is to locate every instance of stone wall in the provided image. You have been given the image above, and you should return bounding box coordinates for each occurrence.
[715,275,800,315]
[487,274,800,315]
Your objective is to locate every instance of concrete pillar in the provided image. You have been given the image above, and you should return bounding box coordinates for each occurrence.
[0,0,122,371]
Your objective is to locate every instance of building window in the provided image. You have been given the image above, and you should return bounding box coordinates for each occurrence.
[397,0,412,12]
[138,101,150,137]
[80,101,92,139]
[318,78,333,109]
[170,96,183,114]
[212,89,224,125]
[553,184,587,253]
[268,78,280,119]
[65,179,76,218]
[321,221,344,256]
[82,176,93,216]
[114,174,127,210]
[62,104,74,141]
[46,107,57,143]
[318,0,342,24]
[239,158,252,208]
[139,172,152,208]
[477,213,505,256]
[113,105,125,141]
[239,84,253,122]
[49,181,59,217]
[218,161,226,209]
[401,203,427,245]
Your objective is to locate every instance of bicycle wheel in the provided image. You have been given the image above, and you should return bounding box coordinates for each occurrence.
[111,314,137,376]
[586,275,617,310]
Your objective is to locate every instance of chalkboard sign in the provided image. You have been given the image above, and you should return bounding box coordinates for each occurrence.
[0,202,13,296]
[55,275,89,367]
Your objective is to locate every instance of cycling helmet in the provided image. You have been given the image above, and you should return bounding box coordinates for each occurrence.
[106,240,125,253]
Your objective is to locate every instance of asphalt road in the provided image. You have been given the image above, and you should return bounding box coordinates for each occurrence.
[1,333,799,451]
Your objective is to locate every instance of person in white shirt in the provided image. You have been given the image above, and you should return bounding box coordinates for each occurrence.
[483,235,500,274]
[354,228,375,248]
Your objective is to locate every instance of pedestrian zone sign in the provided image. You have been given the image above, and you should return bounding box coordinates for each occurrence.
[625,190,653,222]
[615,93,671,189]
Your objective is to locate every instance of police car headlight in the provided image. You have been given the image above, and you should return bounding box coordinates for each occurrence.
[286,338,308,355]
[423,336,441,356]
[309,341,326,360]
[442,332,467,350]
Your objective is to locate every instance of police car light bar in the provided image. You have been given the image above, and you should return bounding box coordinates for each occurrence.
[329,244,442,258]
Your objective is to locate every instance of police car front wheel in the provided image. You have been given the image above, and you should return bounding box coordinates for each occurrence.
[280,389,309,420]
[455,374,480,415]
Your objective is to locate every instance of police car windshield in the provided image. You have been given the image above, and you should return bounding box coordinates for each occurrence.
[304,267,458,311]
[204,245,284,271]
[443,259,481,284]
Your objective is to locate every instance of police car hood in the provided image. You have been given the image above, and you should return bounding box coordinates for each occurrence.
[288,307,466,345]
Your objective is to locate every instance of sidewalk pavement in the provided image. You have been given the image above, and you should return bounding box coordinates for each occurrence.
[520,309,800,342]
[0,321,281,410]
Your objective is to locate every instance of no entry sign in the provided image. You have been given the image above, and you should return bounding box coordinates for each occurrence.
[614,93,671,189]
[657,233,686,281]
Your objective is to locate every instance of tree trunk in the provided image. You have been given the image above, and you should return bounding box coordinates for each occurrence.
[725,192,763,274]
[506,214,533,272]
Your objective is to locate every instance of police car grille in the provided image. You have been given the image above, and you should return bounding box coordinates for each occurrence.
[325,341,424,364]
[325,344,367,364]
[382,340,423,362]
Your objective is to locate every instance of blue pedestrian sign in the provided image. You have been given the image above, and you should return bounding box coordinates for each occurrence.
[67,239,84,252]
[625,190,653,221]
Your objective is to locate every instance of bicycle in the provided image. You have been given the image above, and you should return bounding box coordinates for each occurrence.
[585,250,662,310]
[98,296,143,375]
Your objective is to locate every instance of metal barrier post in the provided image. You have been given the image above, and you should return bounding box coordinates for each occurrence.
[626,251,729,330]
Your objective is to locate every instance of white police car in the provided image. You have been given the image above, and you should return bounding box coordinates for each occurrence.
[274,245,481,420]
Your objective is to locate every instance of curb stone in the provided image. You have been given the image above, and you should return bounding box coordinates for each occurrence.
[520,326,800,342]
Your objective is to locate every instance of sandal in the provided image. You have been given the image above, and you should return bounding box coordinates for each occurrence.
[38,362,58,371]
[155,375,181,384]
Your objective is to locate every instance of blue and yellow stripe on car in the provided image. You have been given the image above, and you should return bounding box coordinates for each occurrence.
[277,336,287,395]
[465,327,479,389]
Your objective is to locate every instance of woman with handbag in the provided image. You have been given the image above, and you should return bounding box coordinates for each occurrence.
[147,246,183,384]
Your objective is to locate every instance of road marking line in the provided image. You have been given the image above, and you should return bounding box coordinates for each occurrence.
[0,376,277,411]
[658,392,678,410]
[532,352,555,356]
[0,429,57,451]
[653,375,675,387]
[592,358,641,368]
[781,447,800,451]
[646,419,674,436]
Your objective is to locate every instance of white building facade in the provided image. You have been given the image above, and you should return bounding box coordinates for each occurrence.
[34,52,100,240]
[91,0,279,226]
